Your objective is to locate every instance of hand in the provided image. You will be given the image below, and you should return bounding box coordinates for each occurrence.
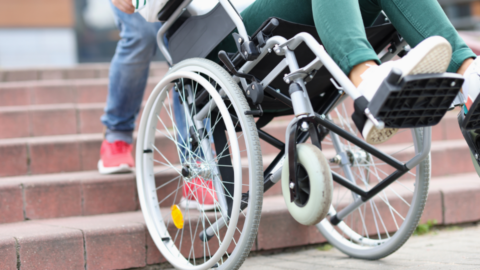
[112,0,135,14]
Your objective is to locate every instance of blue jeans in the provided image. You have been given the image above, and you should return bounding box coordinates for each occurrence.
[103,2,188,147]
[103,2,209,163]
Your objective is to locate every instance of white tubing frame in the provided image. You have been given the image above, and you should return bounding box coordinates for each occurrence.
[155,0,364,102]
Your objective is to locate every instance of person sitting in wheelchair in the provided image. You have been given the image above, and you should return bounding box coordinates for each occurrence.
[204,0,479,145]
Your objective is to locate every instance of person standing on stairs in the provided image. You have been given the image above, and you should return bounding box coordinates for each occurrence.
[98,0,218,211]
[98,0,162,174]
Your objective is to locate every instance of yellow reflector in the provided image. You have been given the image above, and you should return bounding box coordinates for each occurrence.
[171,205,184,229]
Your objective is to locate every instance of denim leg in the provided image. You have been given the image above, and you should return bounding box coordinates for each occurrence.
[172,89,189,162]
[101,1,162,143]
[173,87,213,163]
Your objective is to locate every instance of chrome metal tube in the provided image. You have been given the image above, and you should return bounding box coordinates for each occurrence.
[156,0,193,65]
[279,33,361,100]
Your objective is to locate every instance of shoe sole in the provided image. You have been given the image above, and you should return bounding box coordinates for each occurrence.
[363,120,399,145]
[364,36,452,145]
[179,198,218,212]
[97,160,134,175]
[400,36,452,76]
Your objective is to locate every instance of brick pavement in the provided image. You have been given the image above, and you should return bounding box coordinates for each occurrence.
[240,224,480,269]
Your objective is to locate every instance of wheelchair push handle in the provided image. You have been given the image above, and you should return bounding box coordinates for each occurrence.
[262,18,279,36]
[218,51,236,74]
[218,50,258,82]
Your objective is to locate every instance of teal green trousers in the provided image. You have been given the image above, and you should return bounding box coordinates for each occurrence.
[211,0,476,75]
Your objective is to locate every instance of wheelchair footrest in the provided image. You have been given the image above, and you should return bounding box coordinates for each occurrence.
[461,95,480,130]
[368,73,464,129]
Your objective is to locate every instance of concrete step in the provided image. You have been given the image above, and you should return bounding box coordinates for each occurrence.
[0,153,282,224]
[0,98,463,143]
[0,62,168,83]
[0,111,472,175]
[0,172,479,269]
[0,77,163,107]
[0,102,177,139]
[0,137,475,224]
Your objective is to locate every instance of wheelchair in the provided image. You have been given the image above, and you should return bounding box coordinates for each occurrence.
[135,0,464,269]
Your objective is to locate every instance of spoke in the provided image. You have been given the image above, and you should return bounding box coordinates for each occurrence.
[152,145,182,175]
[217,181,249,187]
[390,144,414,157]
[153,159,177,168]
[214,164,250,168]
[179,222,185,258]
[214,149,247,162]
[154,132,205,164]
[187,198,196,264]
[369,200,382,240]
[158,184,184,206]
[159,93,187,164]
[155,127,189,164]
[370,163,401,230]
[173,228,181,247]
[372,199,392,238]
[375,196,406,221]
[153,166,177,175]
[162,93,208,164]
[394,180,415,193]
[185,193,226,249]
[202,104,234,148]
[187,180,237,201]
[371,166,415,196]
[167,175,183,229]
[358,204,370,240]
[334,187,351,212]
[387,186,411,207]
[157,175,181,191]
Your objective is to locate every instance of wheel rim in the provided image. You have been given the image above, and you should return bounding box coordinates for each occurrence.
[317,99,429,253]
[136,70,251,269]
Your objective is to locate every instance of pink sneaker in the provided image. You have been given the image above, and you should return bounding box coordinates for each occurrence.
[98,140,135,174]
[179,177,218,211]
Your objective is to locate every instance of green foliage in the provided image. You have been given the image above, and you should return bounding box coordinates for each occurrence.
[316,243,333,251]
[414,219,437,235]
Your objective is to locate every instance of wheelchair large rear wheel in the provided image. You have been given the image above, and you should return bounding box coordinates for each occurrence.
[136,58,263,269]
[316,98,430,260]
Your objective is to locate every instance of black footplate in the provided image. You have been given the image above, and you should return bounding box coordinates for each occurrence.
[368,69,464,128]
[461,94,480,130]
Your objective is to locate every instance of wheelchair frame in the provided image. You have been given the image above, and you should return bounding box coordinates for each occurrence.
[153,0,432,241]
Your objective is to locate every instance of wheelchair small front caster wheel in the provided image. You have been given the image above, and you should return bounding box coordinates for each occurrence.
[281,143,333,226]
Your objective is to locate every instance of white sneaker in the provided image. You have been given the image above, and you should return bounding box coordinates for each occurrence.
[358,36,452,144]
[462,57,480,113]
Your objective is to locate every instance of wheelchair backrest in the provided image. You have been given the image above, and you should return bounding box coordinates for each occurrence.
[167,4,236,64]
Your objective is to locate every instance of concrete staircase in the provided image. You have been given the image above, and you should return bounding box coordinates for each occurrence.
[0,61,480,270]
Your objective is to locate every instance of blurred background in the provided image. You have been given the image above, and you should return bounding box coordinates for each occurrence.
[0,0,479,68]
